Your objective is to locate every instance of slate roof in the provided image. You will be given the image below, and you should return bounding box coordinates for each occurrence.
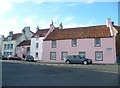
[44,25,112,41]
[17,40,31,47]
[32,29,49,38]
[4,33,22,41]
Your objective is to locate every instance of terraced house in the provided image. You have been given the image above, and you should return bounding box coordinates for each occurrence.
[30,24,59,61]
[2,27,34,57]
[42,18,118,64]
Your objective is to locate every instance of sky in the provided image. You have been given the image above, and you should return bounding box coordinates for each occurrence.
[0,0,119,37]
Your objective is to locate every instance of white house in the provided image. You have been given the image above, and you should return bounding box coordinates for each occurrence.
[30,28,49,61]
[2,27,34,57]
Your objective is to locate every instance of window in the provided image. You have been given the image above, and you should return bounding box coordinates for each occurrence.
[50,52,56,60]
[27,47,30,53]
[4,52,6,56]
[7,36,12,41]
[52,40,56,48]
[95,51,103,61]
[35,52,38,58]
[7,44,10,50]
[4,44,6,50]
[61,52,68,60]
[10,44,13,49]
[36,43,39,48]
[7,52,9,56]
[9,52,12,55]
[95,38,101,47]
[72,39,77,47]
[79,52,86,58]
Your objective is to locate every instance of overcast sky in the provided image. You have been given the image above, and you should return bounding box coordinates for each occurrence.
[0,0,119,37]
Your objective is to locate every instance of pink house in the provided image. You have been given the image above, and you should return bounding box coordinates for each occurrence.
[16,40,31,59]
[42,18,118,64]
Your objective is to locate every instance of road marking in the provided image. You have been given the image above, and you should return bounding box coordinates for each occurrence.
[92,70,118,74]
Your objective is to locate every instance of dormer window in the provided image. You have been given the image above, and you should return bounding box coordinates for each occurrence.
[95,38,101,47]
[7,36,12,41]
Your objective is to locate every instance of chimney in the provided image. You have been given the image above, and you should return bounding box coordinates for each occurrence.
[50,20,55,32]
[9,31,13,37]
[36,26,40,31]
[22,27,30,34]
[44,21,55,39]
[106,18,114,36]
[112,22,114,26]
[59,23,63,29]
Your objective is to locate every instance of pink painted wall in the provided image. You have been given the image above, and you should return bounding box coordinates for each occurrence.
[16,45,30,59]
[42,37,116,64]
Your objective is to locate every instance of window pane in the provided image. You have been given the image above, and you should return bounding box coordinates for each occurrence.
[4,44,6,50]
[95,38,101,47]
[36,43,39,48]
[52,40,56,48]
[61,52,68,60]
[79,52,86,58]
[95,52,103,61]
[36,52,38,58]
[72,39,77,47]
[50,52,56,60]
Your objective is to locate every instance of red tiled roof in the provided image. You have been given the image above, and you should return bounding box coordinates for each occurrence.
[17,40,31,47]
[44,25,112,41]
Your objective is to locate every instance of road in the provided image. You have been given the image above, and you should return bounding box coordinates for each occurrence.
[1,60,119,86]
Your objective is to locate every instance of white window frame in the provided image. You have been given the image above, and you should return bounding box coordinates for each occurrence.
[61,52,68,60]
[52,40,56,48]
[50,52,56,60]
[79,52,86,58]
[72,39,77,47]
[95,38,101,47]
[95,51,103,61]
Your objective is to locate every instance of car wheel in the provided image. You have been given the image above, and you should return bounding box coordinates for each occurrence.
[65,60,70,64]
[83,61,88,65]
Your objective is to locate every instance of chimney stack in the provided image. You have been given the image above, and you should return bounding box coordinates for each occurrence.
[9,31,13,37]
[50,20,55,32]
[59,23,63,29]
[106,18,114,36]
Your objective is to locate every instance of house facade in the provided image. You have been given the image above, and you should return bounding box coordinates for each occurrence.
[16,40,31,59]
[42,18,118,64]
[30,28,49,61]
[2,27,34,57]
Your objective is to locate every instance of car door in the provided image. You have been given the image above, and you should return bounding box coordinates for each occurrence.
[78,56,83,63]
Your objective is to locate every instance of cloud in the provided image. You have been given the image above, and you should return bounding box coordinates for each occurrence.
[0,16,20,37]
[64,2,81,6]
[63,16,74,23]
[0,0,13,16]
[24,16,36,25]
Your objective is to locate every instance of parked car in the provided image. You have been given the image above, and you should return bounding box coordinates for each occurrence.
[25,55,36,62]
[65,55,92,65]
[8,55,22,60]
[0,55,8,60]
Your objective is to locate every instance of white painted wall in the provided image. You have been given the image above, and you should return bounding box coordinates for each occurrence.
[2,40,16,56]
[30,37,44,61]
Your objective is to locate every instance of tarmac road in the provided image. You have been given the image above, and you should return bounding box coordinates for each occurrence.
[1,60,119,86]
